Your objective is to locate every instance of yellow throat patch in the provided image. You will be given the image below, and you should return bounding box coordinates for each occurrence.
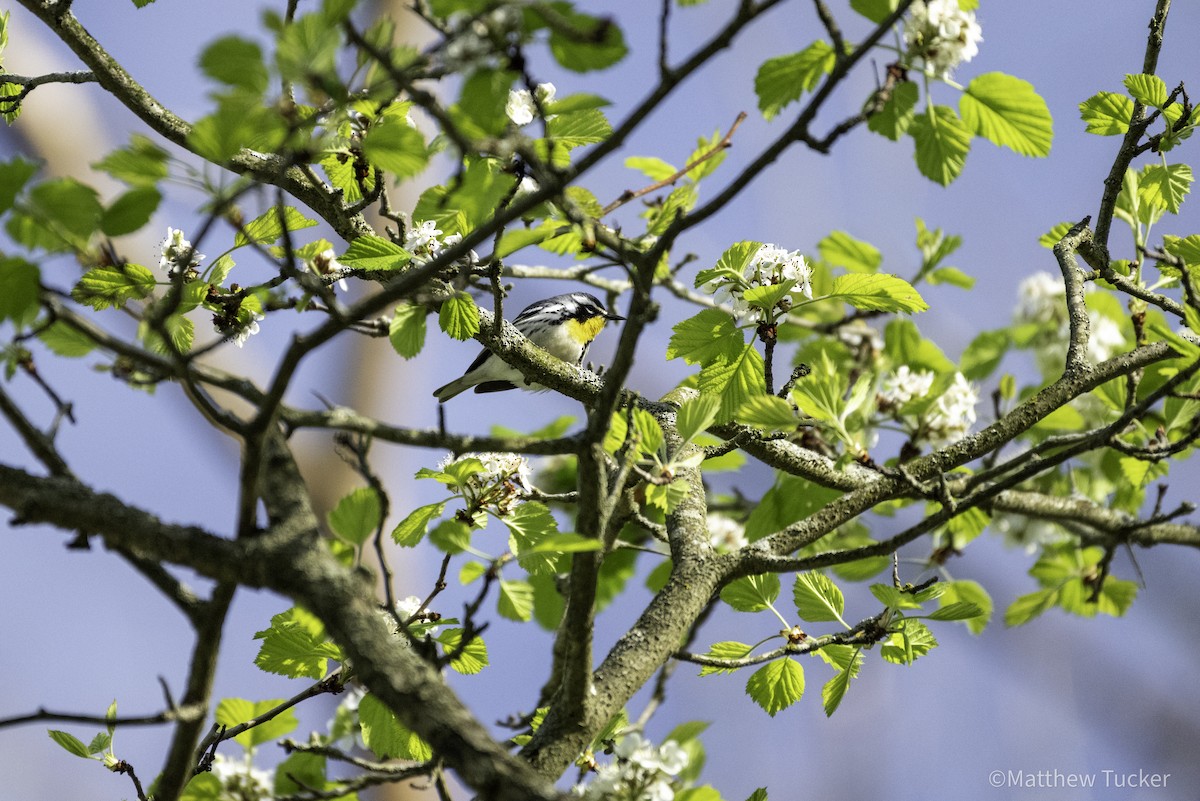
[565,316,607,344]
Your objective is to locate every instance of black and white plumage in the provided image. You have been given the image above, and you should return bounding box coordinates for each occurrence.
[432,292,624,402]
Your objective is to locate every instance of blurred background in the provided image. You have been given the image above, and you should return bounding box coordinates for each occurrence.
[2,1,1199,799]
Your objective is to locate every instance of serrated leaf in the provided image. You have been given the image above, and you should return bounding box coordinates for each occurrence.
[1079,91,1133,136]
[389,304,427,358]
[200,36,269,94]
[746,659,804,716]
[720,573,780,613]
[327,487,382,546]
[100,186,161,237]
[822,664,854,717]
[216,698,298,750]
[358,693,431,761]
[792,572,845,624]
[1165,233,1200,266]
[818,230,881,273]
[676,394,721,443]
[880,619,937,664]
[695,241,761,289]
[755,41,834,120]
[1004,587,1057,626]
[437,628,489,674]
[928,266,974,288]
[868,81,918,140]
[497,579,534,621]
[911,105,972,186]
[0,158,39,215]
[504,501,563,575]
[71,263,157,310]
[48,730,92,759]
[361,116,429,179]
[826,273,928,313]
[1140,163,1192,214]
[959,329,1009,380]
[253,607,342,679]
[544,7,627,72]
[666,308,743,366]
[1038,221,1074,248]
[961,72,1053,157]
[697,343,767,424]
[926,601,983,621]
[233,206,317,248]
[625,155,677,181]
[439,291,480,340]
[737,395,797,431]
[1124,73,1168,108]
[697,641,754,676]
[0,257,40,324]
[392,501,445,547]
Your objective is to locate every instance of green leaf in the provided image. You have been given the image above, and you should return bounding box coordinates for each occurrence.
[504,501,563,575]
[818,230,881,273]
[822,663,855,717]
[697,641,754,676]
[0,158,39,214]
[737,395,797,431]
[439,291,481,340]
[826,273,928,313]
[959,329,1009,380]
[92,136,168,187]
[26,178,104,247]
[695,240,761,290]
[1079,91,1133,136]
[928,266,974,288]
[233,206,317,248]
[850,0,898,23]
[521,532,603,555]
[1165,233,1200,267]
[625,155,677,181]
[341,235,411,271]
[71,263,157,310]
[1004,587,1057,626]
[926,601,984,621]
[48,730,93,759]
[791,572,845,624]
[437,628,489,674]
[666,308,743,366]
[676,393,721,443]
[216,698,298,750]
[881,619,937,665]
[910,105,972,186]
[389,303,427,358]
[497,579,535,621]
[543,5,627,72]
[884,318,955,373]
[327,487,382,546]
[1038,221,1074,248]
[754,41,834,120]
[720,573,780,613]
[960,72,1053,157]
[868,81,918,140]
[188,92,286,163]
[1124,73,1168,108]
[0,257,40,324]
[429,518,472,554]
[697,343,767,424]
[1140,163,1192,214]
[200,36,269,93]
[99,187,161,237]
[358,693,432,761]
[38,321,95,357]
[745,659,804,716]
[361,116,429,179]
[253,606,342,679]
[392,501,445,547]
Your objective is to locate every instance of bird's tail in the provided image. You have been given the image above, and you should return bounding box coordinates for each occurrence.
[432,375,474,403]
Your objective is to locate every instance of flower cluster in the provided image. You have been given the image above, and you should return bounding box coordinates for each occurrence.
[577,734,690,801]
[878,368,978,449]
[437,451,532,516]
[206,753,273,801]
[903,0,983,80]
[507,82,556,126]
[390,594,441,636]
[441,6,523,70]
[157,227,205,278]
[707,514,748,553]
[1014,271,1127,369]
[702,243,813,322]
[213,309,265,349]
[405,219,478,267]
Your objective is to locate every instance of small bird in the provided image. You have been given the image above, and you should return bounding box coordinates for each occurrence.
[433,292,624,402]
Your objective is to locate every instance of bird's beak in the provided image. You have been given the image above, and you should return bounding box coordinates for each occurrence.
[605,311,625,321]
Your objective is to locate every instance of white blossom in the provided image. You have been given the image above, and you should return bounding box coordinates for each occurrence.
[707,514,747,553]
[1015,271,1066,327]
[700,242,813,322]
[506,82,556,126]
[904,0,983,80]
[405,219,479,267]
[310,247,348,292]
[879,365,936,408]
[231,311,265,348]
[158,226,205,276]
[1088,314,1126,363]
[1014,271,1127,369]
[578,735,689,801]
[394,594,440,635]
[208,753,273,801]
[925,372,979,447]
